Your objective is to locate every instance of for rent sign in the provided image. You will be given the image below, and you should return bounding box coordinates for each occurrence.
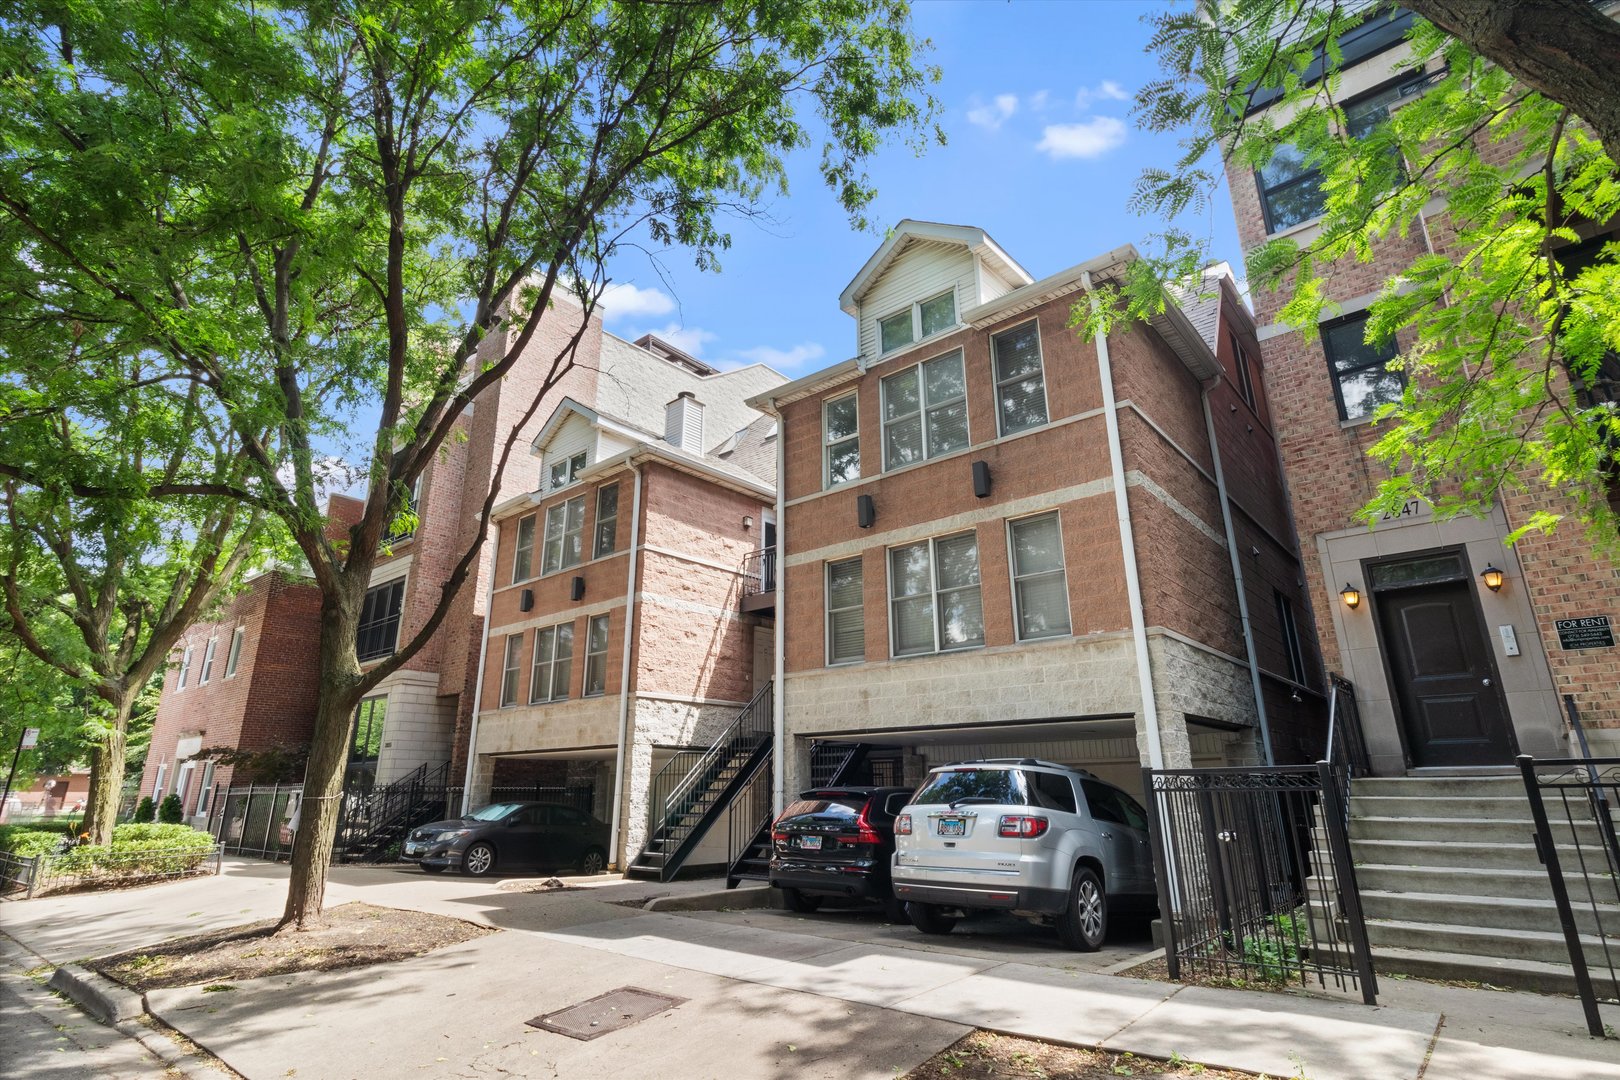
[1555,616,1615,651]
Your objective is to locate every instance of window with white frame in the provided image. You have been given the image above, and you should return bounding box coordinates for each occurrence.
[825,557,865,665]
[174,761,195,811]
[530,622,575,703]
[992,321,1049,435]
[196,760,216,814]
[549,450,588,490]
[513,514,536,582]
[224,626,246,678]
[823,393,860,488]
[153,762,169,801]
[542,495,586,574]
[1009,513,1071,640]
[198,637,218,685]
[583,614,610,696]
[889,531,984,656]
[593,484,619,559]
[356,578,405,661]
[877,289,957,355]
[500,633,524,707]
[176,646,193,690]
[881,350,968,469]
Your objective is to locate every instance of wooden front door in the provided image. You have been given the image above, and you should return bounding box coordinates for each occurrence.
[1370,553,1514,768]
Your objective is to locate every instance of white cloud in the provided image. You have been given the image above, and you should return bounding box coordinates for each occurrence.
[729,342,826,371]
[965,93,1019,131]
[1036,117,1128,160]
[639,322,716,356]
[1028,89,1051,112]
[1074,80,1130,110]
[597,281,675,322]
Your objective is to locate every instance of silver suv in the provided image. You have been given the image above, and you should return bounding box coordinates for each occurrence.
[891,759,1156,950]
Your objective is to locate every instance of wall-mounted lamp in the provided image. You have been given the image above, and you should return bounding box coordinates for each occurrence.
[519,589,534,613]
[742,515,753,531]
[971,460,992,499]
[856,493,875,529]
[1340,583,1362,610]
[570,576,586,601]
[1480,565,1504,592]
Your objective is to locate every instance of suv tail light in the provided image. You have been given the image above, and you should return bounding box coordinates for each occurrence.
[771,830,789,843]
[998,815,1049,839]
[895,813,912,836]
[851,802,883,845]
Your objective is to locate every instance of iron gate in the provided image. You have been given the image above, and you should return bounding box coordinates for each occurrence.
[1144,763,1377,1003]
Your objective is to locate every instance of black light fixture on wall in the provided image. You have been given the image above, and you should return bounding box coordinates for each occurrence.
[1480,565,1504,592]
[971,460,992,499]
[856,494,875,529]
[519,589,534,612]
[570,576,586,601]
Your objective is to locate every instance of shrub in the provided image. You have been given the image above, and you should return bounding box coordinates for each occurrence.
[157,794,184,824]
[51,824,215,877]
[132,797,155,823]
[0,826,68,859]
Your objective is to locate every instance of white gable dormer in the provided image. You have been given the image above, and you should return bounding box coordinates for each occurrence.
[840,220,1033,368]
[531,398,644,492]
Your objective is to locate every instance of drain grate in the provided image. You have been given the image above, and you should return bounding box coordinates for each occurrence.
[526,987,686,1040]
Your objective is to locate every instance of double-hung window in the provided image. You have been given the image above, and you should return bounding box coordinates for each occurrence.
[878,289,957,355]
[176,646,192,690]
[1009,513,1071,640]
[513,514,536,582]
[530,623,575,703]
[583,614,610,696]
[224,626,245,678]
[356,578,405,661]
[198,637,217,685]
[881,351,968,469]
[1228,329,1257,409]
[549,451,587,491]
[825,557,865,665]
[593,485,619,558]
[541,495,586,574]
[823,393,860,488]
[992,321,1048,435]
[1322,312,1402,421]
[889,531,984,656]
[500,633,523,707]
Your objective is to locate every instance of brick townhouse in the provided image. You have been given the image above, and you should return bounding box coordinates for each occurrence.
[1225,4,1620,772]
[748,219,1325,803]
[466,362,784,866]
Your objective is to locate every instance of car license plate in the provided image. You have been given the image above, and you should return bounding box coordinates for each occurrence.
[799,835,822,851]
[937,817,965,837]
[404,843,423,856]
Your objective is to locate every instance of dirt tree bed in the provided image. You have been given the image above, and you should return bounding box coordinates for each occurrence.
[92,901,494,991]
[905,1031,1253,1080]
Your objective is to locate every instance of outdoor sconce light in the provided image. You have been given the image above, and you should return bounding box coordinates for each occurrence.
[971,460,992,499]
[856,494,875,529]
[742,515,753,531]
[570,576,586,601]
[1340,583,1362,610]
[1481,565,1504,592]
[519,589,534,613]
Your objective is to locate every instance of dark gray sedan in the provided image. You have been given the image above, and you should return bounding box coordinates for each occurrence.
[403,801,610,877]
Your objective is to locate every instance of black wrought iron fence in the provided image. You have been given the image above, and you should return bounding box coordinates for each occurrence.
[209,783,300,859]
[1325,674,1371,780]
[1,843,223,899]
[1144,763,1377,1003]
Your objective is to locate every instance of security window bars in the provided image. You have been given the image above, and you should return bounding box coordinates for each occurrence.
[177,646,192,690]
[1010,513,1071,640]
[513,514,536,582]
[992,321,1048,435]
[224,626,245,678]
[823,393,860,488]
[1275,591,1307,684]
[881,350,968,469]
[542,495,586,574]
[889,531,984,656]
[350,696,387,762]
[1323,312,1402,420]
[198,637,217,685]
[549,450,587,490]
[593,484,619,559]
[356,578,405,661]
[877,289,957,355]
[583,614,609,696]
[500,634,523,707]
[826,557,865,665]
[530,623,575,703]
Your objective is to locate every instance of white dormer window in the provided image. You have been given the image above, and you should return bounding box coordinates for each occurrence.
[549,451,587,490]
[878,289,957,355]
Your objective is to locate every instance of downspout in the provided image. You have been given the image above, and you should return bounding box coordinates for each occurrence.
[1202,384,1275,765]
[1082,271,1165,770]
[458,559,500,815]
[607,463,644,868]
[769,403,787,815]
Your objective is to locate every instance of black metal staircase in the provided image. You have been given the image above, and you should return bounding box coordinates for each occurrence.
[627,682,773,882]
[334,761,453,863]
[723,739,874,889]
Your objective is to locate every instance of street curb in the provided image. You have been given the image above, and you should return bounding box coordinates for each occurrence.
[46,964,145,1025]
[643,884,776,912]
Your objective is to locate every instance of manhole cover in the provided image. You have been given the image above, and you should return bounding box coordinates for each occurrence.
[527,987,686,1040]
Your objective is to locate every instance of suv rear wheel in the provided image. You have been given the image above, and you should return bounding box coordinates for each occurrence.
[907,902,957,935]
[1055,866,1107,951]
[781,887,823,914]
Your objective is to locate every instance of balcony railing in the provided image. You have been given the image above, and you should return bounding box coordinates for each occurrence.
[741,547,776,597]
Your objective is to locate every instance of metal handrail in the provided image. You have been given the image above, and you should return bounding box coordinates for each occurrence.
[1324,674,1370,779]
[645,681,773,851]
[726,761,773,875]
[740,548,776,596]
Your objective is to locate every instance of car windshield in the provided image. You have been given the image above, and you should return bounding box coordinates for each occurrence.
[466,803,524,822]
[912,768,1026,807]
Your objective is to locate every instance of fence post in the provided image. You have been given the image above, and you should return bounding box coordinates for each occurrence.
[213,843,225,876]
[26,853,41,899]
[1141,767,1181,981]
[1316,761,1378,1005]
[1518,753,1605,1037]
[262,783,279,856]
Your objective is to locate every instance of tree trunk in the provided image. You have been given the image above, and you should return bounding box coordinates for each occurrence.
[278,590,364,931]
[80,691,135,845]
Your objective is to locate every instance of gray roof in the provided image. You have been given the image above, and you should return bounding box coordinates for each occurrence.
[708,415,778,487]
[1167,265,1229,353]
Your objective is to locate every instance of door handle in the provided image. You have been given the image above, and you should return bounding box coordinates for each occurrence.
[1482,678,1492,687]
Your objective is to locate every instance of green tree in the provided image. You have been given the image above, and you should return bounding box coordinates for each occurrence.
[1094,1,1620,551]
[0,0,940,928]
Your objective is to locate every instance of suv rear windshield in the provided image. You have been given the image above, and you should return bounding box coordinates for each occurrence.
[781,795,865,819]
[912,768,1028,807]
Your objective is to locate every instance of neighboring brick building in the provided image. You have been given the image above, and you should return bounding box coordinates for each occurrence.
[467,371,783,864]
[749,220,1324,801]
[1225,6,1620,771]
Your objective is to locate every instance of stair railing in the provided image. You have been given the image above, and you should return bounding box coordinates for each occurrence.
[1324,674,1370,780]
[725,761,773,884]
[644,681,773,857]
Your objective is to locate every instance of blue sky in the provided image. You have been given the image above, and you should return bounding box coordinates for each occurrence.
[594,0,1243,380]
